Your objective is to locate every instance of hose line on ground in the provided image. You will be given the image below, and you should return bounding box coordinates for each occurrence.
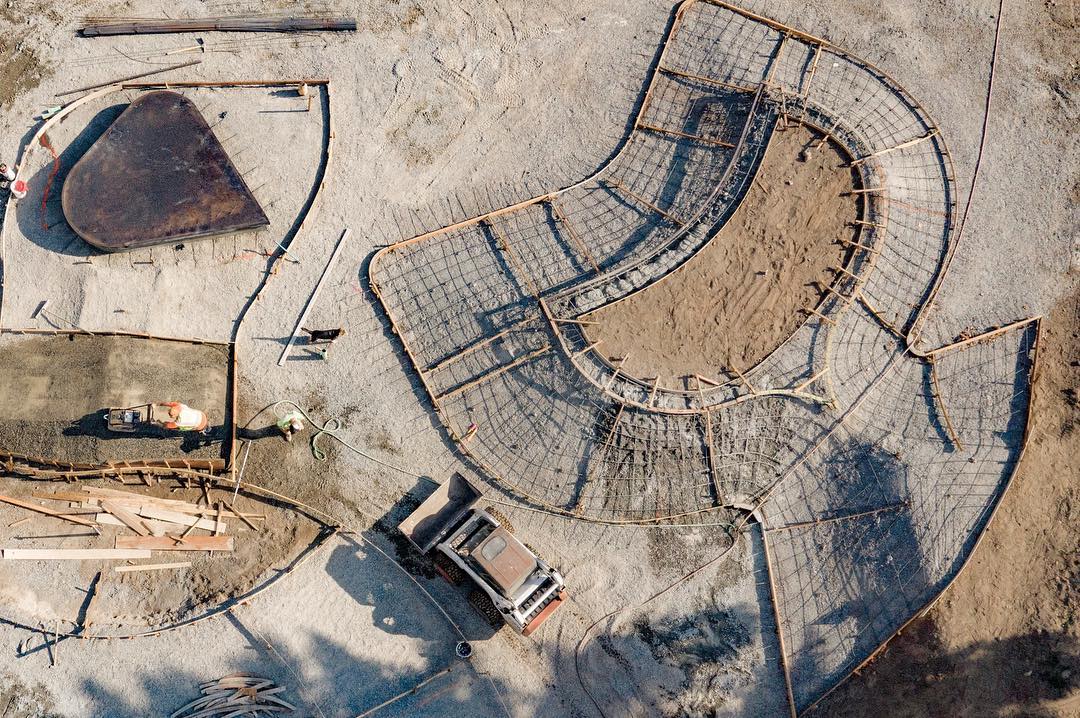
[249,399,425,477]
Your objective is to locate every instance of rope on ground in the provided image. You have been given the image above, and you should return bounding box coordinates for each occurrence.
[954,0,1005,246]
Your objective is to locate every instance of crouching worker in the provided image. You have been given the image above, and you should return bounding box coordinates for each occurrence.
[277,410,305,442]
[160,402,210,435]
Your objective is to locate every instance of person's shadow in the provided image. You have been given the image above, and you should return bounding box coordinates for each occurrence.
[237,424,280,440]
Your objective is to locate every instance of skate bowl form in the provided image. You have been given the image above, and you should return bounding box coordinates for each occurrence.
[61,90,269,252]
[370,0,1039,713]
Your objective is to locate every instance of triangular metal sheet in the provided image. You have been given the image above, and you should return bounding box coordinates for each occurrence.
[61,90,269,252]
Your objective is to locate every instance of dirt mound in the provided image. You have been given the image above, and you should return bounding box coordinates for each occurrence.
[583,123,859,385]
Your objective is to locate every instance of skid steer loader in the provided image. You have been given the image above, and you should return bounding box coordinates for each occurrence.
[398,473,567,636]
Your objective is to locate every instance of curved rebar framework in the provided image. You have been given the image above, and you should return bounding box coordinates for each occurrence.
[369,1,1038,713]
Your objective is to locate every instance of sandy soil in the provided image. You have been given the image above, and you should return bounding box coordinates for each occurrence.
[814,282,1080,717]
[0,334,229,463]
[0,672,58,718]
[583,124,857,383]
[0,3,54,108]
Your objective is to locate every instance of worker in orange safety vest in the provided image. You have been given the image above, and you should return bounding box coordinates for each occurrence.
[159,402,210,434]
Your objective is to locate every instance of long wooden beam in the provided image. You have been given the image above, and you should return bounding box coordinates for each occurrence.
[435,346,551,402]
[605,179,686,226]
[3,548,150,560]
[0,494,98,528]
[761,529,799,718]
[115,535,234,552]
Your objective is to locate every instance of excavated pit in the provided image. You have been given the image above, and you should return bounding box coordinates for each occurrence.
[582,124,861,385]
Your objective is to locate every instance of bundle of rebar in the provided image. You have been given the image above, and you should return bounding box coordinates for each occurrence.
[79,16,356,37]
[171,674,296,717]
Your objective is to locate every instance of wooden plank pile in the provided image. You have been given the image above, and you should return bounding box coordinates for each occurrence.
[1,485,264,564]
[171,674,296,717]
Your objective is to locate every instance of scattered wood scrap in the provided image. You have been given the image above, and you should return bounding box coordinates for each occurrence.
[95,513,173,536]
[171,674,296,717]
[100,500,150,536]
[2,548,151,560]
[114,561,192,573]
[80,486,264,520]
[6,484,261,560]
[137,506,227,533]
[116,536,234,552]
[0,494,99,528]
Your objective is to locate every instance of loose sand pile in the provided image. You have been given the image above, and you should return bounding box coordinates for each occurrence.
[583,124,858,385]
[814,284,1080,717]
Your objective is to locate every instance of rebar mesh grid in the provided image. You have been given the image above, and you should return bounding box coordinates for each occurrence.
[369,2,1036,711]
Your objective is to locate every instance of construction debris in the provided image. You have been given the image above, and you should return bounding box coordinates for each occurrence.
[171,674,297,717]
[2,548,152,560]
[0,494,99,529]
[115,535,234,552]
[114,561,192,573]
[3,484,254,562]
[79,16,357,36]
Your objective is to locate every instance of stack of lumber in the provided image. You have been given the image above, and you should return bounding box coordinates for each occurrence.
[0,485,264,562]
[171,674,296,717]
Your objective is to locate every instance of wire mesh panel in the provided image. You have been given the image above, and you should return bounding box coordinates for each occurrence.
[760,322,1037,710]
[369,1,1037,710]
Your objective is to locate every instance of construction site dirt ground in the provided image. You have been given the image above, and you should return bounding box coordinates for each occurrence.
[0,1,1076,717]
[0,334,230,463]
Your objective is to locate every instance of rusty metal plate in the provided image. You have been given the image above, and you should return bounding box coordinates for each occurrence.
[61,90,269,252]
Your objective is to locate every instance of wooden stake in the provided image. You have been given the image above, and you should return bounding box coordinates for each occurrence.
[114,562,191,573]
[80,572,102,634]
[0,495,98,529]
[222,500,258,531]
